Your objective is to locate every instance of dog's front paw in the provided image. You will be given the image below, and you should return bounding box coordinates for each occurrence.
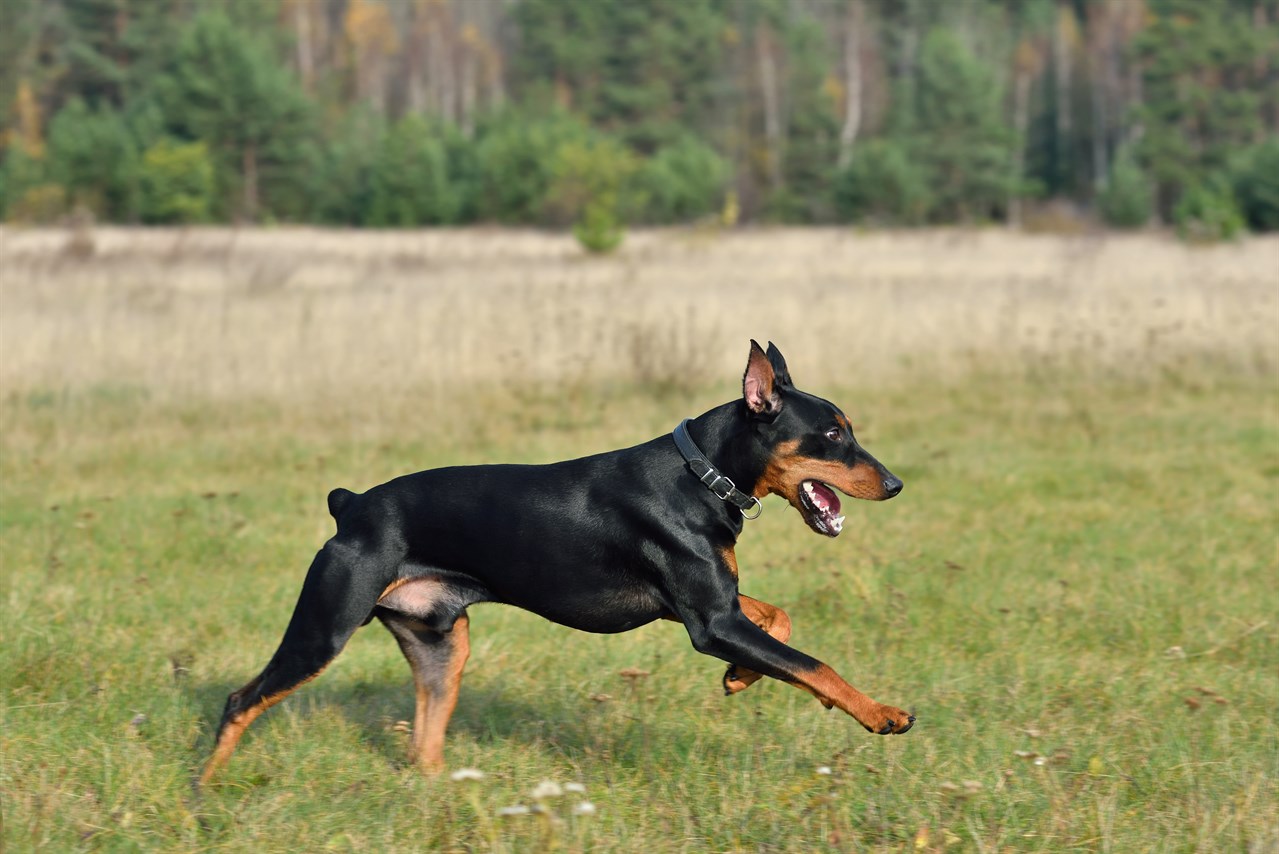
[861,704,916,735]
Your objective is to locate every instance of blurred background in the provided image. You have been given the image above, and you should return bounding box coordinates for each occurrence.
[1,0,1276,405]
[3,0,1277,233]
[3,3,1279,851]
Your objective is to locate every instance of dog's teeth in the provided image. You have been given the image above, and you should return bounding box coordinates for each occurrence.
[833,515,845,532]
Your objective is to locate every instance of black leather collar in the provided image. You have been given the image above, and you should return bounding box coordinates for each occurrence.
[671,419,763,520]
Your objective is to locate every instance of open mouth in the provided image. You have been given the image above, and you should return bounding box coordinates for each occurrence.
[800,480,845,537]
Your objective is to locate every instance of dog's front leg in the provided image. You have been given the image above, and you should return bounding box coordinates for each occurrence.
[683,606,914,735]
[722,595,792,695]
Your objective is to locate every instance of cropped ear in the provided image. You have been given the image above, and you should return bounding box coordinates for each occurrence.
[743,339,783,417]
[765,341,792,387]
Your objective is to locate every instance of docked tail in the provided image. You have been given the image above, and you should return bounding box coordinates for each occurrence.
[327,487,357,520]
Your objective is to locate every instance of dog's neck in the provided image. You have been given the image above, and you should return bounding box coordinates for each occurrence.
[685,402,771,499]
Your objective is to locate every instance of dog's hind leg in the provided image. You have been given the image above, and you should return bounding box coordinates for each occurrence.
[198,540,394,787]
[379,610,470,773]
[722,595,793,695]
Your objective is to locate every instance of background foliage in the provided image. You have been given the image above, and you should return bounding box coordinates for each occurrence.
[2,0,1277,233]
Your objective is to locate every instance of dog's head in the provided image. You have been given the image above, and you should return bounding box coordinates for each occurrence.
[743,340,902,537]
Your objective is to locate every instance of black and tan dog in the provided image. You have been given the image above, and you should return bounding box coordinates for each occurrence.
[199,341,913,786]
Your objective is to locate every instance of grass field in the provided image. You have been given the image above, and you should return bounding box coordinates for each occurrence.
[2,228,1277,852]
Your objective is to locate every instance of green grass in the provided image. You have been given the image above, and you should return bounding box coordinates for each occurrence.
[2,370,1277,852]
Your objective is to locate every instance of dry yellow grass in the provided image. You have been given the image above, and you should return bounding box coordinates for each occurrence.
[2,226,1276,409]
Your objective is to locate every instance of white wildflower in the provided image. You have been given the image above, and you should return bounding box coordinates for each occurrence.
[450,768,485,782]
[564,782,587,794]
[497,805,530,817]
[815,766,833,776]
[531,780,564,800]
[572,801,597,816]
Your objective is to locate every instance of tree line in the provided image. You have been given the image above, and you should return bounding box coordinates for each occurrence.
[3,0,1276,241]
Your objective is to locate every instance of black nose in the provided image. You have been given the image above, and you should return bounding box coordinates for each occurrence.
[882,475,903,498]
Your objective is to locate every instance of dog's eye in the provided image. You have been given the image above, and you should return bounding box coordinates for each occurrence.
[825,427,842,442]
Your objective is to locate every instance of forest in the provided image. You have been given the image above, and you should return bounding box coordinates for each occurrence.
[3,0,1277,238]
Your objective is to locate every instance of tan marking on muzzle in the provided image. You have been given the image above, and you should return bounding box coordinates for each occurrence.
[755,440,888,501]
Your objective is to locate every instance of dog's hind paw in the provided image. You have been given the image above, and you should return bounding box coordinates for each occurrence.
[723,666,748,695]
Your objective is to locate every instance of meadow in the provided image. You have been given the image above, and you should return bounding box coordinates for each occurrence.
[2,227,1277,852]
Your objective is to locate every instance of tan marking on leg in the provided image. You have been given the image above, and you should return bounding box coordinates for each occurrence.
[740,595,792,643]
[789,662,913,734]
[724,595,793,694]
[198,664,329,787]
[412,615,470,772]
[411,679,431,766]
[718,545,739,579]
[199,716,256,788]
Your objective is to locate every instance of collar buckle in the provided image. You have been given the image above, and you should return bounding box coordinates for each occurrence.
[672,419,763,521]
[704,472,736,501]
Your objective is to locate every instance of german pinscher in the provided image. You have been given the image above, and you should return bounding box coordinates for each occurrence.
[199,340,912,785]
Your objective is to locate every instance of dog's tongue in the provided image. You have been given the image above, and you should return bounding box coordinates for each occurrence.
[811,481,841,515]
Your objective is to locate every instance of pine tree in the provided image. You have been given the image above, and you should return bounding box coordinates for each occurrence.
[367,114,459,226]
[1135,0,1267,217]
[46,97,138,219]
[514,0,726,152]
[475,111,592,223]
[3,0,1272,230]
[160,10,312,221]
[908,28,1014,222]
